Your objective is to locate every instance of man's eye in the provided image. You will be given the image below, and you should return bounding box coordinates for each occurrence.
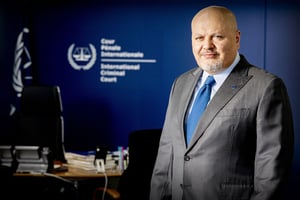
[195,36,203,41]
[215,35,224,39]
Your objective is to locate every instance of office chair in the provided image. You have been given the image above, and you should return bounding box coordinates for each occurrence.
[0,165,14,197]
[93,128,162,200]
[15,85,67,165]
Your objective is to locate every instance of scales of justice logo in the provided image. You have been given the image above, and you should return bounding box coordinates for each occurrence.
[67,43,97,70]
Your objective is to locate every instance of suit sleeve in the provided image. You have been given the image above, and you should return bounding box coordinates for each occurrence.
[149,81,176,200]
[252,77,294,200]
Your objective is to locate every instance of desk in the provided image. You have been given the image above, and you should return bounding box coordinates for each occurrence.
[12,165,122,200]
[14,165,122,179]
[55,166,122,178]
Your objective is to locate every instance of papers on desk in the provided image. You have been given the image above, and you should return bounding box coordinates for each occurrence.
[65,150,128,171]
[106,149,129,171]
[65,152,96,170]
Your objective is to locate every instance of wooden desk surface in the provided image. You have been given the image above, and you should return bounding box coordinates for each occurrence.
[12,165,122,200]
[14,165,122,179]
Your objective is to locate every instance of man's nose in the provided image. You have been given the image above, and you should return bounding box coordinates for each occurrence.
[203,38,214,50]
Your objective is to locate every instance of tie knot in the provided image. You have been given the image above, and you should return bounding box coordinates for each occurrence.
[204,75,215,87]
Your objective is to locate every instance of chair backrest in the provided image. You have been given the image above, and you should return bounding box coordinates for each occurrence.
[16,85,67,163]
[20,85,63,116]
[117,129,162,200]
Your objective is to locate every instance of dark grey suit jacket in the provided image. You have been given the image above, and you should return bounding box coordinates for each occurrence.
[150,55,294,200]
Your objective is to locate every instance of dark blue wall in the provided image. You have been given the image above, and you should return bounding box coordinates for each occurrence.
[1,0,299,198]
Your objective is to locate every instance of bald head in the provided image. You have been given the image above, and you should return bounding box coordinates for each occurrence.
[192,6,238,33]
[191,6,240,74]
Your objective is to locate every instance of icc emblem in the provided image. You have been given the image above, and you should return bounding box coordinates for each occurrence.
[68,43,97,70]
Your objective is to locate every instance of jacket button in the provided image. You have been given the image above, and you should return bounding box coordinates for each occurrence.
[184,155,190,161]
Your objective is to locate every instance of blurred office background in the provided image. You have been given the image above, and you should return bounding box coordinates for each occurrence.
[1,0,299,198]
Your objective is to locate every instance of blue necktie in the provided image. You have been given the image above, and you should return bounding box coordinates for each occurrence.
[185,75,215,144]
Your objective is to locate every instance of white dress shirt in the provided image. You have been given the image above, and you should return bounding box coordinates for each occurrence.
[188,53,240,114]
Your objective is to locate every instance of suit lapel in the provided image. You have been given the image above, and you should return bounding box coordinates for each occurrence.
[187,56,253,149]
[178,68,203,143]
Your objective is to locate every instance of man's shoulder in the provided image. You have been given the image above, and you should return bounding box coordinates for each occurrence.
[177,67,200,79]
[170,67,200,89]
[248,65,280,81]
[238,55,280,81]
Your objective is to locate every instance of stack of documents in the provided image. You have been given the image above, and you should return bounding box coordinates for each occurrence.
[65,152,96,170]
[65,148,128,171]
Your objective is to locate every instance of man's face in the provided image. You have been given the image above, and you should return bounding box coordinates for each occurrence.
[191,10,240,74]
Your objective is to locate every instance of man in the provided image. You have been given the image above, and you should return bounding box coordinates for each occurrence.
[150,5,294,200]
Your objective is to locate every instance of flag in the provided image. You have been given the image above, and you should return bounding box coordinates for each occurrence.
[9,27,32,116]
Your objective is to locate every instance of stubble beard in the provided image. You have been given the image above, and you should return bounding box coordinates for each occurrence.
[200,59,223,74]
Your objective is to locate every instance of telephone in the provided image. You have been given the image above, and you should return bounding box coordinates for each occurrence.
[95,159,105,173]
